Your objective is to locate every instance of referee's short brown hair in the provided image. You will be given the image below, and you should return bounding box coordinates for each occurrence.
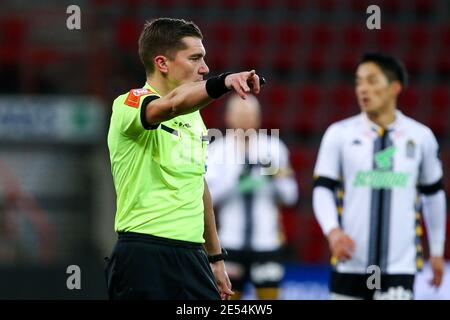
[138,18,203,75]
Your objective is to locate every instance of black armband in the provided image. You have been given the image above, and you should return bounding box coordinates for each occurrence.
[313,176,340,191]
[418,178,444,195]
[205,72,232,99]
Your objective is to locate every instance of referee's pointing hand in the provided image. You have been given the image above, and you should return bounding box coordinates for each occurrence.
[225,70,261,99]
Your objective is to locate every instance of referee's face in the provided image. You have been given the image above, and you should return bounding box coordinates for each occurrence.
[355,62,396,115]
[166,36,209,87]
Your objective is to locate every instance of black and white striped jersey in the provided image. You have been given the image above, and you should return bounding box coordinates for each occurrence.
[313,111,443,274]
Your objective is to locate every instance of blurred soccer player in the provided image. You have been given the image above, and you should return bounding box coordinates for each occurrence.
[205,94,298,299]
[313,53,446,300]
[106,18,264,300]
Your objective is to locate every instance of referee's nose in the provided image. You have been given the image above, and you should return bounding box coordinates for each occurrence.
[199,61,209,76]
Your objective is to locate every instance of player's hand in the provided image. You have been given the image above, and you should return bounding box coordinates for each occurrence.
[210,260,234,300]
[327,228,355,261]
[225,70,261,99]
[430,256,445,288]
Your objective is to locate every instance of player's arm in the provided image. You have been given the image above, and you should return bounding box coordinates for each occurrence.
[312,124,355,260]
[145,70,261,126]
[421,187,446,287]
[271,141,299,206]
[313,178,355,261]
[418,129,447,287]
[203,179,234,300]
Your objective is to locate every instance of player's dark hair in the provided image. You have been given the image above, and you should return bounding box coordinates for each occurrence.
[359,53,408,86]
[138,18,203,75]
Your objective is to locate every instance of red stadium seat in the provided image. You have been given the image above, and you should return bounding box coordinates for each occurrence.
[310,24,332,48]
[298,84,321,109]
[385,0,403,14]
[207,48,230,72]
[244,22,269,48]
[399,86,420,117]
[0,17,27,46]
[349,0,370,12]
[407,23,431,49]
[284,0,307,11]
[330,84,355,118]
[427,115,447,137]
[277,22,301,48]
[422,87,450,136]
[271,51,296,75]
[438,25,450,49]
[430,86,450,113]
[115,17,140,50]
[337,50,359,74]
[294,84,321,132]
[435,54,450,78]
[250,0,273,11]
[305,49,325,74]
[318,0,337,11]
[289,147,316,172]
[266,84,290,108]
[219,0,240,10]
[261,84,290,129]
[201,100,223,129]
[342,24,364,49]
[188,0,208,10]
[211,22,235,47]
[403,52,424,75]
[413,0,435,16]
[154,0,177,10]
[375,24,398,51]
[239,51,262,70]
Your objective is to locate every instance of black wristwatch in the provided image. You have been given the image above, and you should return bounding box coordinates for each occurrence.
[207,248,228,263]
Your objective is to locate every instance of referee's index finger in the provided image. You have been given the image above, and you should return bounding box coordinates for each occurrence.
[247,69,256,78]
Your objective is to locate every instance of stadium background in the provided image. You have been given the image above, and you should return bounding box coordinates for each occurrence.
[0,0,449,299]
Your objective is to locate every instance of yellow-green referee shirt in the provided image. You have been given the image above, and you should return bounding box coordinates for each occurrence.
[107,83,208,243]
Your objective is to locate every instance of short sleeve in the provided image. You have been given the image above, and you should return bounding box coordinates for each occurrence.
[419,128,443,186]
[113,89,160,137]
[314,124,342,180]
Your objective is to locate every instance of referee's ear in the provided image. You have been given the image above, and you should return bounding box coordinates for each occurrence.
[154,55,169,73]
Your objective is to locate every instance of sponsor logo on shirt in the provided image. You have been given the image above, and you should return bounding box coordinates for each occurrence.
[354,146,410,188]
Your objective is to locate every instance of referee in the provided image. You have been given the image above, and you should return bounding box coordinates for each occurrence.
[105,18,263,300]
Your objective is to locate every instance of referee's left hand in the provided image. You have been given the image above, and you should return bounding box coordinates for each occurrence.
[210,261,234,300]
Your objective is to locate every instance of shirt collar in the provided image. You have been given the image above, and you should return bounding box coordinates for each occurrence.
[361,110,404,134]
[143,82,160,96]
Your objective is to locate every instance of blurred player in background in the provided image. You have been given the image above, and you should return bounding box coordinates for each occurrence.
[106,18,264,300]
[205,94,298,299]
[313,53,446,300]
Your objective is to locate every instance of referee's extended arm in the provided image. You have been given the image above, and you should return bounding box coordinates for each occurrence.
[144,70,261,126]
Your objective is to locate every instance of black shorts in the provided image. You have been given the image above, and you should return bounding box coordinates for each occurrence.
[225,249,285,291]
[330,271,415,300]
[104,232,221,300]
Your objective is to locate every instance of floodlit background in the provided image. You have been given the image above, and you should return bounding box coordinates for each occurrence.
[0,0,449,299]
